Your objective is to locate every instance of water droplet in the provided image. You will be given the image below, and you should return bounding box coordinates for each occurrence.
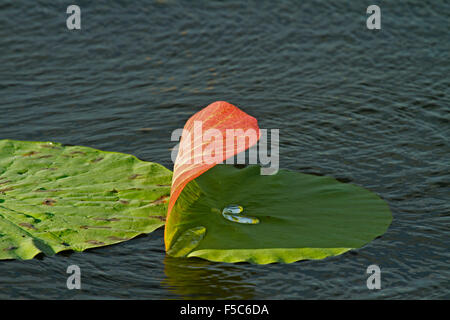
[222,205,243,215]
[222,205,259,225]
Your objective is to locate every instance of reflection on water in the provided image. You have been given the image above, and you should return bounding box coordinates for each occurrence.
[0,0,449,299]
[162,255,256,299]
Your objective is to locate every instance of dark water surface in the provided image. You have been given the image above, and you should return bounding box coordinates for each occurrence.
[0,1,449,299]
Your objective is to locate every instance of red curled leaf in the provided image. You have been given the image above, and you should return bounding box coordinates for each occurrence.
[165,101,260,249]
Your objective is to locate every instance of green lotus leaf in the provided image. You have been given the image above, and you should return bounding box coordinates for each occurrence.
[0,139,172,260]
[166,164,392,264]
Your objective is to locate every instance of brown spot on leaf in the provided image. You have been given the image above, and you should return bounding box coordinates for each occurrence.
[151,195,169,205]
[3,246,18,251]
[37,155,53,159]
[22,151,39,157]
[0,187,14,194]
[0,180,11,185]
[80,225,111,229]
[138,128,153,132]
[129,174,142,180]
[119,200,129,205]
[70,151,87,156]
[43,199,56,206]
[151,215,166,222]
[86,240,105,245]
[19,223,37,230]
[156,184,171,187]
[35,188,60,193]
[91,157,104,163]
